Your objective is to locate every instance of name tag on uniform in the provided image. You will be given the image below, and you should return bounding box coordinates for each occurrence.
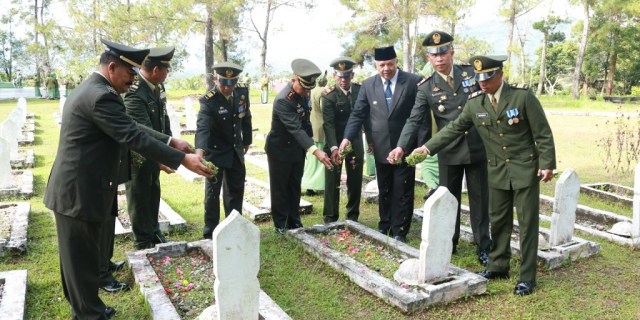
[476,112,489,118]
[218,108,229,115]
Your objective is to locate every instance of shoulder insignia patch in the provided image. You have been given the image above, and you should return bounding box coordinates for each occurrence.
[468,90,484,99]
[511,83,529,90]
[106,85,118,96]
[322,85,335,96]
[417,75,431,87]
[203,89,217,100]
[286,90,295,101]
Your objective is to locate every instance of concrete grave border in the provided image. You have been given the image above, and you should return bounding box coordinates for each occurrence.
[580,182,633,209]
[17,132,34,146]
[10,149,34,169]
[288,221,487,313]
[0,202,30,256]
[126,240,291,320]
[0,269,28,320]
[115,198,186,237]
[0,170,34,200]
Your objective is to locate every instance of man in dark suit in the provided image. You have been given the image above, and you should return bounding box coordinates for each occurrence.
[322,56,371,223]
[414,55,556,296]
[43,39,212,319]
[195,61,253,239]
[265,59,333,234]
[339,46,424,242]
[389,31,491,265]
[123,46,176,250]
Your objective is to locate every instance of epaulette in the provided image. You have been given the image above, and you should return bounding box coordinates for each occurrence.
[351,82,361,87]
[128,79,140,92]
[468,90,484,99]
[322,85,335,96]
[106,85,118,96]
[203,88,217,100]
[417,75,432,87]
[511,83,529,90]
[286,89,295,101]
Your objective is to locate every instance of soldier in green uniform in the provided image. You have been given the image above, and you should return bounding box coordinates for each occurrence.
[65,75,76,96]
[265,59,333,234]
[46,72,56,99]
[321,57,371,223]
[123,47,176,249]
[195,62,253,239]
[412,55,556,296]
[390,31,491,265]
[301,71,328,196]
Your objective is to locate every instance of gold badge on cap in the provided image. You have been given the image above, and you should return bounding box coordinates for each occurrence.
[433,33,441,44]
[338,62,346,71]
[225,69,234,78]
[474,59,483,71]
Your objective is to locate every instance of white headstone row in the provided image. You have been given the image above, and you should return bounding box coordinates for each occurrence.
[549,169,580,246]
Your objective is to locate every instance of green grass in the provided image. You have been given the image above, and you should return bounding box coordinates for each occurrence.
[0,96,639,319]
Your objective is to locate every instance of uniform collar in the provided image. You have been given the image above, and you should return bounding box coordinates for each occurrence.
[488,81,505,104]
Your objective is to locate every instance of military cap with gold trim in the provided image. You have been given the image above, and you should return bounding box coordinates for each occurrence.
[145,47,175,68]
[330,56,356,77]
[291,58,321,90]
[469,55,507,81]
[422,30,453,54]
[101,38,149,72]
[213,61,243,86]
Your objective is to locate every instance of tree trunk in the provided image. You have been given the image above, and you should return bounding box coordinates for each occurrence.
[605,26,618,96]
[505,0,516,82]
[536,33,547,96]
[260,0,272,78]
[205,10,215,91]
[572,0,590,99]
[401,2,410,72]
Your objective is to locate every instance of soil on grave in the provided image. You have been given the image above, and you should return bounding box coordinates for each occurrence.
[313,226,404,280]
[0,203,16,240]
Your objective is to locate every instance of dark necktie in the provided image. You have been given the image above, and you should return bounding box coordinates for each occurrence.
[385,80,392,112]
[447,75,454,89]
[490,95,498,111]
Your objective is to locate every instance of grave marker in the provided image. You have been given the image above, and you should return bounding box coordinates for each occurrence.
[549,169,580,246]
[0,138,12,189]
[212,210,260,319]
[0,119,19,159]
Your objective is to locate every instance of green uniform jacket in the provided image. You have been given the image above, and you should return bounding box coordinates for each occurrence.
[425,83,556,190]
[124,77,172,138]
[265,82,313,162]
[321,83,371,157]
[195,85,252,168]
[398,64,485,165]
[44,72,184,222]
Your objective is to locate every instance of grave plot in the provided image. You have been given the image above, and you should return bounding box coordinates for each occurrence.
[243,177,312,221]
[126,212,291,319]
[10,149,34,169]
[415,169,601,269]
[114,186,186,237]
[17,131,34,146]
[0,202,30,255]
[245,150,269,171]
[0,269,28,320]
[0,170,34,200]
[22,122,35,133]
[580,182,633,209]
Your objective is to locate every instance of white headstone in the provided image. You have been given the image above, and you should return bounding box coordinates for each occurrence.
[418,186,457,282]
[167,105,181,139]
[185,98,197,131]
[632,163,640,247]
[549,169,580,246]
[213,210,260,320]
[8,108,25,131]
[0,137,12,189]
[0,119,20,159]
[17,97,27,112]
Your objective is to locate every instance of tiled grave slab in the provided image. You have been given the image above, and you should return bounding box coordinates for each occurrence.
[0,170,34,200]
[0,202,30,256]
[126,241,290,320]
[245,177,312,215]
[414,204,601,269]
[581,183,633,209]
[10,149,34,169]
[22,122,35,133]
[114,194,186,237]
[0,269,28,320]
[17,132,34,146]
[288,221,487,313]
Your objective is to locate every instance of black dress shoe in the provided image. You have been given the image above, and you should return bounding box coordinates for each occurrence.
[477,269,509,280]
[101,280,130,293]
[286,223,303,230]
[305,189,317,196]
[514,281,535,296]
[104,307,116,319]
[109,261,125,273]
[135,242,155,250]
[393,235,407,243]
[378,229,389,235]
[154,233,169,244]
[478,250,489,266]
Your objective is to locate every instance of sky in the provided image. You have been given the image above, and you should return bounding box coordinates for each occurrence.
[182,0,583,78]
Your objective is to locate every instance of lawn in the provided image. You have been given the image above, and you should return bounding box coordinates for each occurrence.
[0,95,639,319]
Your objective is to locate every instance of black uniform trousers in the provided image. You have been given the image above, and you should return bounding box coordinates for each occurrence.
[98,214,117,287]
[323,154,363,223]
[125,160,162,247]
[375,162,415,237]
[267,156,304,230]
[203,154,246,238]
[438,160,491,253]
[55,212,108,320]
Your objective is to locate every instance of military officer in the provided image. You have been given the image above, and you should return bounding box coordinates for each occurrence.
[195,61,253,239]
[322,57,371,223]
[390,31,491,265]
[412,55,556,296]
[44,38,211,319]
[123,46,176,249]
[265,59,333,234]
